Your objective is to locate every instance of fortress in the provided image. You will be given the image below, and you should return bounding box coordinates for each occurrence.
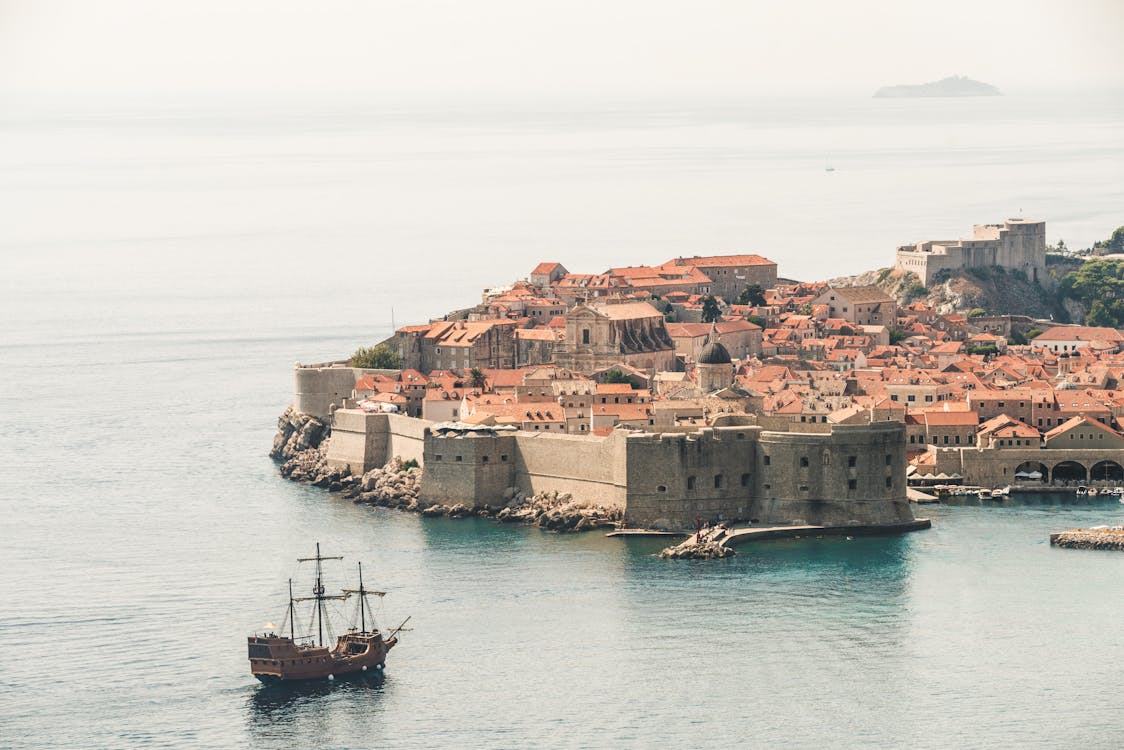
[894,218,1046,286]
[322,402,914,531]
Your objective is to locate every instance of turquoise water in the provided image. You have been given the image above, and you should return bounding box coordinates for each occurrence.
[2,94,1124,748]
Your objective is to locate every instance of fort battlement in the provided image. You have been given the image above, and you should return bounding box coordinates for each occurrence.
[326,410,915,530]
[894,218,1046,286]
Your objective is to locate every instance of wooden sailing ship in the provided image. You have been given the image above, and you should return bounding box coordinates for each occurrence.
[248,543,409,682]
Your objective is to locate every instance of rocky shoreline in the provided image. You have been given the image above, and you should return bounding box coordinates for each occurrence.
[1050,528,1124,551]
[271,407,622,533]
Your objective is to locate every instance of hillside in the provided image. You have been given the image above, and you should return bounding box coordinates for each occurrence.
[827,262,1084,321]
[874,75,1001,98]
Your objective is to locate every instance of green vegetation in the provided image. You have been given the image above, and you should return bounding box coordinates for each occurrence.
[1059,258,1124,328]
[736,283,767,306]
[701,295,722,323]
[401,458,420,470]
[468,367,487,390]
[747,315,766,328]
[967,344,998,356]
[1091,225,1124,254]
[349,343,401,369]
[906,283,927,301]
[888,328,906,345]
[796,302,813,316]
[876,268,892,283]
[602,369,631,385]
[967,308,987,318]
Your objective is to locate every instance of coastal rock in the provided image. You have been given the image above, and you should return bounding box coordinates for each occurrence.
[1050,528,1124,551]
[658,541,735,560]
[270,406,329,462]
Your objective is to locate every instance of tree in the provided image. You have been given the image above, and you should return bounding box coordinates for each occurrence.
[1061,258,1124,328]
[349,344,401,369]
[1099,226,1124,252]
[736,283,766,306]
[888,328,906,345]
[967,308,987,318]
[602,369,631,384]
[701,295,721,323]
[468,367,487,390]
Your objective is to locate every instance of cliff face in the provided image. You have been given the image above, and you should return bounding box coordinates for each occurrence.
[828,263,1083,320]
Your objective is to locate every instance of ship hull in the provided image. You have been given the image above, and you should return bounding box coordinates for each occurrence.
[249,633,397,682]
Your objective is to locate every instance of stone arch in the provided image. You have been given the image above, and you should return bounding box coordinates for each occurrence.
[1051,460,1087,484]
[1090,460,1124,483]
[1014,461,1048,483]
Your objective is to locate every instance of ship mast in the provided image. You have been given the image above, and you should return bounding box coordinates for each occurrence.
[288,578,296,640]
[343,560,386,634]
[296,542,345,646]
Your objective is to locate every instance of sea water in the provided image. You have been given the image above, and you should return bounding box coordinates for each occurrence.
[2,93,1124,749]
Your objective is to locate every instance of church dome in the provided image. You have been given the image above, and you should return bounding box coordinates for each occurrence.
[697,340,732,365]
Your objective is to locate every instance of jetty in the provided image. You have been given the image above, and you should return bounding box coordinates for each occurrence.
[1050,527,1124,551]
[659,518,931,559]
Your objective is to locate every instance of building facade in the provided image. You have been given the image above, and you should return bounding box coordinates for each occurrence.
[894,218,1047,286]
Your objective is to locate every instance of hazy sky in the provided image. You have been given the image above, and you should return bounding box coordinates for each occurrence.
[1,0,1122,100]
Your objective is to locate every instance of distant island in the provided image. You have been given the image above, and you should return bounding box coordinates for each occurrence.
[874,75,1001,98]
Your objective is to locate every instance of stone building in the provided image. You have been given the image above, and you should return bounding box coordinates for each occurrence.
[894,218,1047,286]
[666,319,763,362]
[552,300,677,374]
[391,319,519,373]
[811,286,898,327]
[696,339,734,393]
[668,254,778,301]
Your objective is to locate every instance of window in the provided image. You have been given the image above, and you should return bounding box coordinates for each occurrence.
[885,476,892,488]
[482,455,489,463]
[848,456,857,467]
[687,476,696,490]
[736,432,745,440]
[657,485,667,493]
[885,454,892,465]
[848,479,857,490]
[501,455,508,462]
[714,475,725,489]
[740,473,750,487]
[434,454,443,461]
[455,455,463,462]
[582,329,590,345]
[764,455,771,466]
[800,457,809,467]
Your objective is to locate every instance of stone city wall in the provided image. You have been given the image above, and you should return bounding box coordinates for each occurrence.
[323,409,914,531]
[326,410,429,475]
[753,422,912,527]
[512,431,628,509]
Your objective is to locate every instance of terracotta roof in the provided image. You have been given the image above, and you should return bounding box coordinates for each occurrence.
[670,254,776,268]
[1043,414,1121,441]
[822,285,896,304]
[1034,326,1124,342]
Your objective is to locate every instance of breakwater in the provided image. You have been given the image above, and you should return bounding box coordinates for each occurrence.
[1050,528,1124,551]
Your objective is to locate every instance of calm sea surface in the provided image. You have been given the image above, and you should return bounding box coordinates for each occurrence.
[2,94,1124,748]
